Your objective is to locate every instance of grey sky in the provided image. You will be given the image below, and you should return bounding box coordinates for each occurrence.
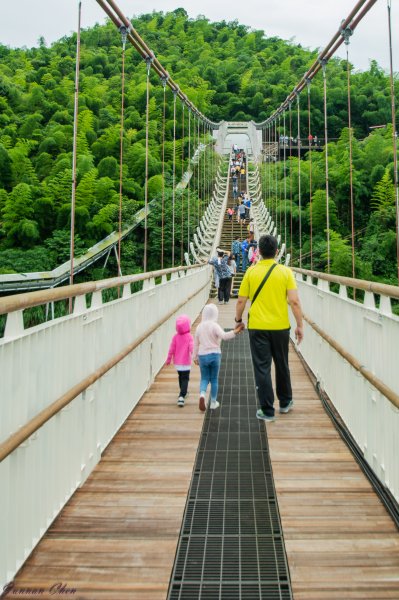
[1,0,397,72]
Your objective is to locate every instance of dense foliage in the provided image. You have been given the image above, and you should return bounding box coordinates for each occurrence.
[263,125,398,284]
[0,8,397,282]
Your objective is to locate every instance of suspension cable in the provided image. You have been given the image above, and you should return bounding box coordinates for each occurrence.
[69,1,81,312]
[143,54,152,272]
[387,0,399,284]
[118,24,127,279]
[321,59,331,273]
[307,78,313,270]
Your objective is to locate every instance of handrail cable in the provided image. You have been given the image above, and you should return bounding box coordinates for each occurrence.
[96,0,221,128]
[69,1,81,311]
[387,0,399,284]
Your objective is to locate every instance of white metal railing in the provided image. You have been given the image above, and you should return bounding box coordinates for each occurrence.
[0,264,211,589]
[290,269,399,504]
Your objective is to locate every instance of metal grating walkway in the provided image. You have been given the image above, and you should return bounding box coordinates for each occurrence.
[168,331,293,600]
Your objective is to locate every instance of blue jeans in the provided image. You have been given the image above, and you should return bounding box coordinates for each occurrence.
[198,353,221,402]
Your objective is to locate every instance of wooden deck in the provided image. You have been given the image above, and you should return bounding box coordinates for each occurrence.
[9,300,399,599]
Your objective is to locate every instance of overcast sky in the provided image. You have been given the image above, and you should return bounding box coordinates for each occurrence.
[1,0,397,72]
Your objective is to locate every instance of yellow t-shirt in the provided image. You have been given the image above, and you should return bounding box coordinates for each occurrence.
[238,259,297,330]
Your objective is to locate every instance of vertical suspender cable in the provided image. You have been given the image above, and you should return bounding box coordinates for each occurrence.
[289,103,293,261]
[283,110,287,249]
[345,38,356,281]
[69,1,81,312]
[275,118,278,230]
[297,92,302,267]
[172,89,177,266]
[181,102,185,264]
[118,24,127,281]
[198,117,201,221]
[278,114,282,236]
[161,76,167,269]
[387,0,399,283]
[188,108,191,252]
[307,79,313,270]
[321,59,331,272]
[143,54,152,272]
[203,121,207,210]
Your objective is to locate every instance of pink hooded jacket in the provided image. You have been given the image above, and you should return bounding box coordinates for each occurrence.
[166,314,194,366]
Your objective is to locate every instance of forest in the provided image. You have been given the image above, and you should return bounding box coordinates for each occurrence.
[0,8,397,284]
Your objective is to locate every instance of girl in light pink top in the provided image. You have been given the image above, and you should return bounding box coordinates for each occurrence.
[166,314,194,407]
[193,304,243,411]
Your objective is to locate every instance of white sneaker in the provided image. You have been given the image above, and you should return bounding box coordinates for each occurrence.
[210,401,220,410]
[177,396,185,407]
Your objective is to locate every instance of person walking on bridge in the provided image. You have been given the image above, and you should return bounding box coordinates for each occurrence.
[234,235,304,422]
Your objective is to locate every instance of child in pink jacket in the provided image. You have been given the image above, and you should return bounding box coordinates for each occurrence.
[166,314,194,407]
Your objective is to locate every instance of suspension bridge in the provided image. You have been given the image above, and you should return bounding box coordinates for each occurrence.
[1,0,399,599]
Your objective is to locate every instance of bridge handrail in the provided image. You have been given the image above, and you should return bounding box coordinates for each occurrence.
[303,313,399,410]
[0,276,209,463]
[0,263,204,316]
[293,267,399,300]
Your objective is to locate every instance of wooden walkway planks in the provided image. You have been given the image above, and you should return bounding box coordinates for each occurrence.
[10,348,206,599]
[8,299,399,600]
[218,301,399,600]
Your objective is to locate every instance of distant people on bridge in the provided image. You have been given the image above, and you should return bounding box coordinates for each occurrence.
[231,236,241,271]
[241,237,251,272]
[209,248,232,304]
[165,315,194,408]
[247,218,254,235]
[193,304,244,411]
[238,202,246,224]
[227,253,237,297]
[245,198,251,220]
[235,235,304,422]
[227,207,234,222]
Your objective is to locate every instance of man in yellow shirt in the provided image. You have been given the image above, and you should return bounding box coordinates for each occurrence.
[234,235,304,422]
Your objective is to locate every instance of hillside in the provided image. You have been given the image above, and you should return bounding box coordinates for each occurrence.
[0,8,397,281]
